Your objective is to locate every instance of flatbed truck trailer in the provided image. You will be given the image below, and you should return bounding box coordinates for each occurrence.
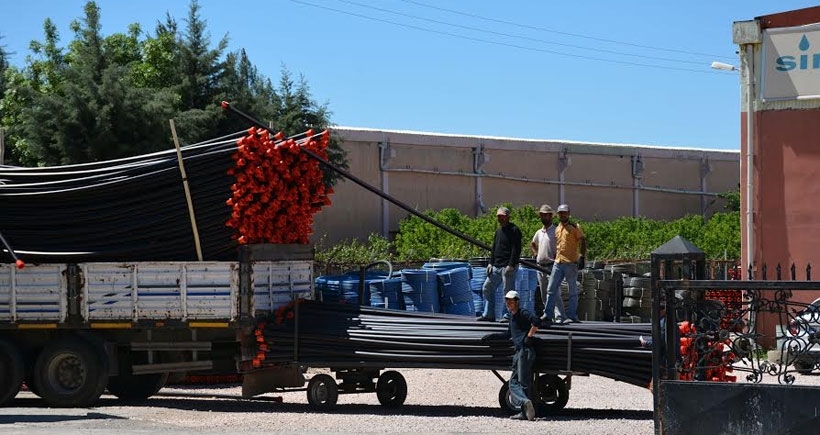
[0,245,313,407]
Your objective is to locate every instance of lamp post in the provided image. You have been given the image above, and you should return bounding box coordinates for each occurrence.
[712,56,754,277]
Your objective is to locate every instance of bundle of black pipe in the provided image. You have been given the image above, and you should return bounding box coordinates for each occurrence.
[251,300,653,388]
[0,132,245,262]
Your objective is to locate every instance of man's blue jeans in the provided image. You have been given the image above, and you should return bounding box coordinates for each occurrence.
[544,262,580,321]
[508,346,536,410]
[481,265,516,320]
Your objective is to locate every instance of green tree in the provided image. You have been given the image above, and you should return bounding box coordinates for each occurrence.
[268,67,348,187]
[132,15,181,90]
[1,0,348,182]
[717,188,741,212]
[0,36,8,102]
[168,0,227,143]
[9,1,176,164]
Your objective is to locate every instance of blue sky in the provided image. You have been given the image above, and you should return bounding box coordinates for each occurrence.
[2,1,817,150]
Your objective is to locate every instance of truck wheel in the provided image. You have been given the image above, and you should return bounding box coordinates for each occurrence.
[107,372,169,402]
[376,370,407,407]
[307,374,338,410]
[33,337,109,407]
[0,340,24,406]
[535,374,569,414]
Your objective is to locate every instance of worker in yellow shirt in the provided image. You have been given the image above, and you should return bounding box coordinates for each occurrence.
[541,204,586,324]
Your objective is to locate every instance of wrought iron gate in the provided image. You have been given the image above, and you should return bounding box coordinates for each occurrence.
[650,236,820,435]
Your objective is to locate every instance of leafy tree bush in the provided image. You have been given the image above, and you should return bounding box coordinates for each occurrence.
[380,205,741,263]
[315,233,394,275]
[1,0,347,186]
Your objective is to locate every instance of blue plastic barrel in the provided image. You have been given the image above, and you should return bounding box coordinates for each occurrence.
[369,277,404,310]
[437,266,474,316]
[316,271,389,306]
[490,266,539,319]
[315,274,345,304]
[470,266,487,316]
[423,261,471,274]
[493,281,510,321]
[516,266,538,314]
[400,269,440,313]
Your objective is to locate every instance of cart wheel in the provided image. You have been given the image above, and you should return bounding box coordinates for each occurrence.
[497,382,516,414]
[307,374,338,410]
[535,374,569,414]
[376,370,407,407]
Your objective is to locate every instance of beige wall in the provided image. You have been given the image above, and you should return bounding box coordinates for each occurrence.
[312,127,740,245]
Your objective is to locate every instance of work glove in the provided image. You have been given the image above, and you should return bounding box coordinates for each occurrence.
[577,255,585,270]
[486,264,493,275]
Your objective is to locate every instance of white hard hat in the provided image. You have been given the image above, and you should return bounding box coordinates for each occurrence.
[504,290,520,300]
[557,204,570,212]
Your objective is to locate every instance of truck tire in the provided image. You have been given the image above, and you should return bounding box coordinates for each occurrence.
[33,337,109,407]
[107,372,169,402]
[0,340,24,406]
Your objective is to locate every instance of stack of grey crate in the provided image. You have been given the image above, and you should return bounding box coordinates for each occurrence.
[622,276,651,321]
[563,268,615,321]
[552,261,654,322]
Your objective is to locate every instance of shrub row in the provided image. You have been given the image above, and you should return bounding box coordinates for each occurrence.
[315,205,740,266]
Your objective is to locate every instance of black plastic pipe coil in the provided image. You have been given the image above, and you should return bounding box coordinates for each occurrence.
[0,132,246,262]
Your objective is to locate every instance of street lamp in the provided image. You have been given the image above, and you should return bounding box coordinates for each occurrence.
[711,61,738,72]
[712,53,755,277]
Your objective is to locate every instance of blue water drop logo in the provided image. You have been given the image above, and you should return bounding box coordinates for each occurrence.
[799,35,810,51]
[776,34,819,71]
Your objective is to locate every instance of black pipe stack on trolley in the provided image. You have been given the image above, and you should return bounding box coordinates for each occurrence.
[253,300,653,388]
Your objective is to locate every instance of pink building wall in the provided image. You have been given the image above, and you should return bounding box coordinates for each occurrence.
[741,6,820,346]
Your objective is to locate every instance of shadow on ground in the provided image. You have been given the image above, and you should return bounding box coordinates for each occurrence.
[6,394,653,421]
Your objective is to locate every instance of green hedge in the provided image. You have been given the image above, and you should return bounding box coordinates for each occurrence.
[316,205,740,265]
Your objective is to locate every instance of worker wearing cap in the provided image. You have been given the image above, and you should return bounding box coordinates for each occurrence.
[481,290,539,421]
[542,204,586,324]
[477,206,522,322]
[530,204,566,322]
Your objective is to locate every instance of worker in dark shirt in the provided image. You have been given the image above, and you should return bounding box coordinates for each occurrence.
[478,206,522,322]
[482,290,539,421]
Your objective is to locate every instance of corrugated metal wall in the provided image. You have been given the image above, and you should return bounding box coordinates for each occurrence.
[312,127,740,245]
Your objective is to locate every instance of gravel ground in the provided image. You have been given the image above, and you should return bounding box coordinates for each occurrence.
[1,369,654,434]
[4,368,819,434]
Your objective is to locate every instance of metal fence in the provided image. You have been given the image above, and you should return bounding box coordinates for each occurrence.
[650,247,820,434]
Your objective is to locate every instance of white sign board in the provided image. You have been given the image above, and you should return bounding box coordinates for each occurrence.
[762,24,820,101]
